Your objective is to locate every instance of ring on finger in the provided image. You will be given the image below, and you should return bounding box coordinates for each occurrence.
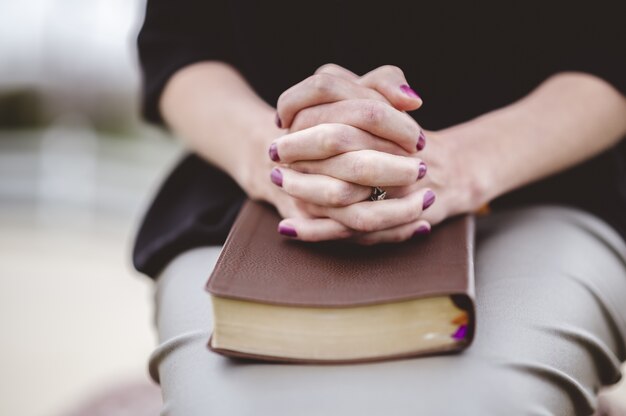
[370,186,387,201]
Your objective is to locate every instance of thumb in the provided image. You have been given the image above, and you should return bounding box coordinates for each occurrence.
[358,65,423,112]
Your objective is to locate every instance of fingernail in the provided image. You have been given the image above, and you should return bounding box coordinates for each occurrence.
[270,167,283,187]
[278,224,297,237]
[275,113,282,128]
[269,143,280,162]
[417,162,427,180]
[452,324,468,340]
[422,190,436,210]
[416,130,426,151]
[400,84,421,99]
[413,225,431,237]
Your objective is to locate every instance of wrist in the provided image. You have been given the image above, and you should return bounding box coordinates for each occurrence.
[436,123,495,213]
[443,102,540,209]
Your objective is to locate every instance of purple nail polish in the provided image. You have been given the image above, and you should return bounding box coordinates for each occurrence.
[413,225,430,237]
[400,84,421,99]
[269,143,280,162]
[422,190,436,210]
[452,324,468,340]
[416,130,426,151]
[417,162,427,180]
[275,113,282,129]
[270,168,283,187]
[278,224,297,237]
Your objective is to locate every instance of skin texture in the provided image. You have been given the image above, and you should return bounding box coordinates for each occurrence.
[160,62,626,244]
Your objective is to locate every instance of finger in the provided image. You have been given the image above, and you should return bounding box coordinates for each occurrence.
[277,217,353,242]
[359,65,423,112]
[316,64,422,114]
[314,63,359,80]
[352,219,431,245]
[276,73,386,129]
[290,150,428,187]
[269,123,408,163]
[270,167,372,207]
[291,99,423,153]
[318,188,436,233]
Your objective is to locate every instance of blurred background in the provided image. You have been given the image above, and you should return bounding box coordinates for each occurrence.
[1,1,625,416]
[0,0,181,414]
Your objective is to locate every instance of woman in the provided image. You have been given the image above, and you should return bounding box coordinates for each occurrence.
[134,1,626,414]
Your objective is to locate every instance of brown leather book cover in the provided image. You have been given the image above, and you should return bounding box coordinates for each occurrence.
[206,200,476,363]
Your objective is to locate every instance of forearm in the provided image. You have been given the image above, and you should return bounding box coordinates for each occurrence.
[446,72,626,208]
[160,61,278,193]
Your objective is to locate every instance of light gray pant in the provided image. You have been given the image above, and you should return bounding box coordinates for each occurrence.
[149,206,626,415]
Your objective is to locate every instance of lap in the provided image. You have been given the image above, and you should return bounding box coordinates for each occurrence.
[150,205,626,416]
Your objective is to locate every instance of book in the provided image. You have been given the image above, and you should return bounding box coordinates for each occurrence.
[206,200,475,363]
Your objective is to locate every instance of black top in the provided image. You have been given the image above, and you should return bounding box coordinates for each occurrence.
[134,0,626,278]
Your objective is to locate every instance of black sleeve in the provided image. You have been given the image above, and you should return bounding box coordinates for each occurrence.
[492,3,626,239]
[137,0,236,124]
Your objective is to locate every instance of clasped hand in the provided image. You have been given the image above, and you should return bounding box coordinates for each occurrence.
[261,64,470,244]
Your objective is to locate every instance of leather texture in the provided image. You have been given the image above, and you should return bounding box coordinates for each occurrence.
[206,200,475,307]
[205,200,477,362]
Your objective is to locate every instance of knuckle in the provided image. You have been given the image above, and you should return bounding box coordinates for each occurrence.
[359,100,386,126]
[348,155,368,181]
[335,124,356,149]
[325,182,354,206]
[381,64,405,78]
[353,211,378,232]
[309,73,335,96]
[349,152,376,182]
[291,107,314,130]
[315,63,341,74]
[320,125,342,154]
[324,124,353,154]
